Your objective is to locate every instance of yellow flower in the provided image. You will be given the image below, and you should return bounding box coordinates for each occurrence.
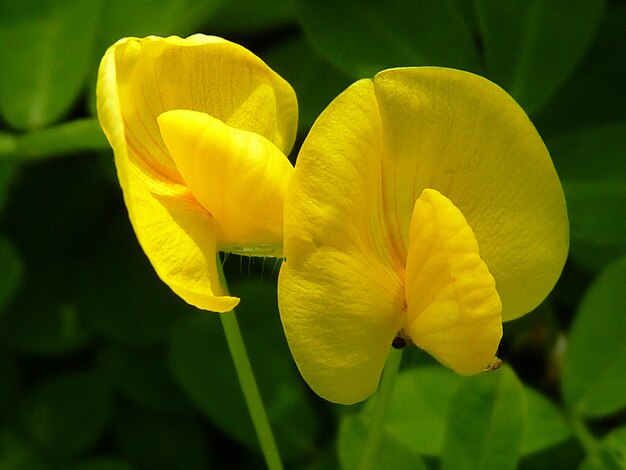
[278,67,569,405]
[97,35,297,312]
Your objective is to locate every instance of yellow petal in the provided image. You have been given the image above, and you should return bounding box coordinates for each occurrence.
[115,157,240,313]
[278,80,406,405]
[96,35,296,311]
[280,66,567,401]
[372,67,568,320]
[157,109,293,255]
[278,257,405,405]
[98,45,237,310]
[97,34,297,197]
[405,188,502,375]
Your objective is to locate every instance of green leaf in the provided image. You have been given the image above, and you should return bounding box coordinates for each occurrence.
[0,297,92,355]
[521,387,571,455]
[337,365,569,462]
[70,457,136,470]
[475,0,605,114]
[378,366,463,456]
[604,427,626,460]
[450,0,478,34]
[10,371,111,461]
[96,0,222,53]
[3,155,110,259]
[170,312,256,447]
[295,0,481,79]
[168,278,320,462]
[518,440,584,470]
[0,355,18,413]
[579,456,625,470]
[578,436,626,470]
[336,366,462,467]
[13,118,109,161]
[547,123,626,184]
[0,228,93,355]
[112,406,211,470]
[0,428,47,470]
[562,256,626,417]
[0,0,102,130]
[564,181,626,272]
[546,123,626,271]
[535,5,626,136]
[441,366,527,470]
[208,0,295,34]
[301,444,340,470]
[0,237,22,313]
[263,35,352,131]
[337,415,427,470]
[79,217,189,346]
[96,344,193,415]
[579,426,626,470]
[0,132,17,156]
[0,155,18,216]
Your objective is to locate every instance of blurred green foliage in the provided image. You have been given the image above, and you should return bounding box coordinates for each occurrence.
[0,0,624,468]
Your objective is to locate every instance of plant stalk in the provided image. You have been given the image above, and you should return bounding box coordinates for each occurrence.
[358,347,403,470]
[217,259,283,470]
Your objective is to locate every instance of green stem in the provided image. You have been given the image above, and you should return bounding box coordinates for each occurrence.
[358,347,403,470]
[0,118,109,161]
[217,260,284,470]
[568,411,599,458]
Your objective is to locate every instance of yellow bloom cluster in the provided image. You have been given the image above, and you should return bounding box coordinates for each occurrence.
[98,35,568,405]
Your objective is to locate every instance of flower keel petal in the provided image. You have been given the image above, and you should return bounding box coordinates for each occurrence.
[158,109,293,255]
[405,188,502,375]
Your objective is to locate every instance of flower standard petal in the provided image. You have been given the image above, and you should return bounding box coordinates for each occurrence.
[405,188,502,375]
[97,34,298,312]
[372,67,568,320]
[108,35,297,187]
[157,109,293,256]
[278,80,406,405]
